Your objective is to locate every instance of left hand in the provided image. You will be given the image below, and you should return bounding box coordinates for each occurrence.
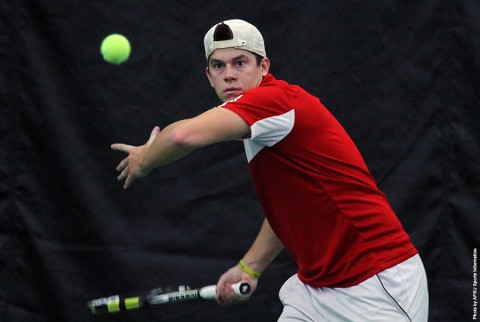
[111,126,160,189]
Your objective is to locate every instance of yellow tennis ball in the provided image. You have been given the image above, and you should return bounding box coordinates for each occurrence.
[100,34,131,65]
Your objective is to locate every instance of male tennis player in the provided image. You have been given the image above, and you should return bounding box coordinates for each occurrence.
[112,19,429,321]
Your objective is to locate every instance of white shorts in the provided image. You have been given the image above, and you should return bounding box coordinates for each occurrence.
[278,254,429,322]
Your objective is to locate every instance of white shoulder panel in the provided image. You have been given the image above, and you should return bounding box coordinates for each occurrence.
[244,109,295,162]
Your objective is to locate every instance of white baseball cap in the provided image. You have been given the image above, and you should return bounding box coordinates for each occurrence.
[203,19,266,60]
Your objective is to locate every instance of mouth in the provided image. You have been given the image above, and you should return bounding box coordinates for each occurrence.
[224,87,241,95]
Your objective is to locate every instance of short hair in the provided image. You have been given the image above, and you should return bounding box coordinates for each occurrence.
[252,53,263,67]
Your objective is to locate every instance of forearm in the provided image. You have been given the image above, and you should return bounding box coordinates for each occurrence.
[140,120,196,171]
[140,107,250,172]
[241,218,284,276]
[215,219,282,305]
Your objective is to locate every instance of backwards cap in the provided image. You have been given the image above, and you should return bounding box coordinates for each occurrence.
[203,19,266,60]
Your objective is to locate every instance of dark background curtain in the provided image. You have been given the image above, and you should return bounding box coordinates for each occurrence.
[1,1,479,321]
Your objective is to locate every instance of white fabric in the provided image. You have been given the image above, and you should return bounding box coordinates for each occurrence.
[278,254,429,322]
[244,109,295,162]
[203,19,266,59]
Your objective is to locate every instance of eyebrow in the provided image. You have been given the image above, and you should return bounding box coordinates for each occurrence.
[210,54,249,65]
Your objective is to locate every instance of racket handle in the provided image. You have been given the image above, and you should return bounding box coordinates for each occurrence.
[199,281,252,300]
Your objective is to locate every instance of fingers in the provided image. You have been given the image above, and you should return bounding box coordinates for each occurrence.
[215,266,246,306]
[217,284,249,306]
[111,127,159,189]
[115,159,129,189]
[111,143,133,153]
[112,126,160,153]
[116,158,129,180]
[123,172,136,190]
[111,145,136,189]
[115,157,127,172]
[117,164,128,181]
[215,280,228,306]
[117,168,135,190]
[216,280,250,306]
[114,158,136,189]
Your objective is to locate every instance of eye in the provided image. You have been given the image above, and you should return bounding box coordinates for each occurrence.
[235,60,246,67]
[210,61,224,70]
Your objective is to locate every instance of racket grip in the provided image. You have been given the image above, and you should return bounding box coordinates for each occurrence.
[199,282,252,300]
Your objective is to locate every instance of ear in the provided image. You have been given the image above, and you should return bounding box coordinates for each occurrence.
[260,57,270,77]
[205,67,214,87]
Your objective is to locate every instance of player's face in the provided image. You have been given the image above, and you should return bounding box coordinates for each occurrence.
[206,48,270,102]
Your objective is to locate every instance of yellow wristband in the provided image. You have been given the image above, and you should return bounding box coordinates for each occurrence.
[239,260,261,279]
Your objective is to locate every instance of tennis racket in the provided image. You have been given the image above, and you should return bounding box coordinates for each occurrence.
[87,281,252,314]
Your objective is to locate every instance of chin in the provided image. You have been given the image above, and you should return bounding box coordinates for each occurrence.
[217,96,228,103]
[219,95,233,102]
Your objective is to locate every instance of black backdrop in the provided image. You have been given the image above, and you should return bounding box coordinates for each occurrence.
[2,1,479,321]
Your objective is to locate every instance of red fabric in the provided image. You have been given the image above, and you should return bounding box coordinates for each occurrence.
[223,74,417,287]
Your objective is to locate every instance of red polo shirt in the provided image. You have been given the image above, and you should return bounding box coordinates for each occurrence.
[222,73,417,287]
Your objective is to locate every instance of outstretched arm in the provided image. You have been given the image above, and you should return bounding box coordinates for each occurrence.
[216,218,284,305]
[111,107,250,189]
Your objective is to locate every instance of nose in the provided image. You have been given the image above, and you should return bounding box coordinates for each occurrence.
[224,64,236,82]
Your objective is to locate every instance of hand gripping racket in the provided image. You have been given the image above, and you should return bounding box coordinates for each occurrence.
[87,282,252,314]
